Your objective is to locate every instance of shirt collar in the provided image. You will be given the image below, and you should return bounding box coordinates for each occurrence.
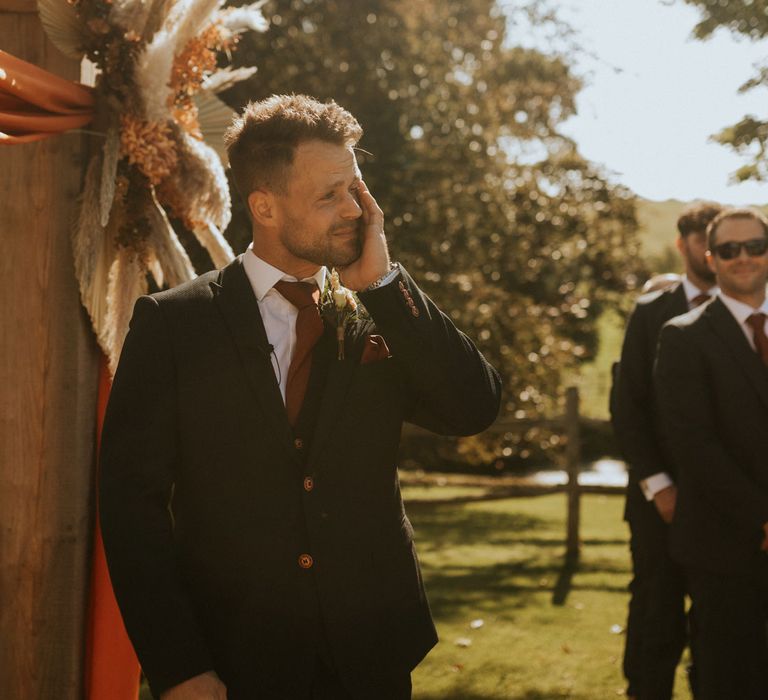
[718,291,768,325]
[242,243,327,301]
[681,275,718,304]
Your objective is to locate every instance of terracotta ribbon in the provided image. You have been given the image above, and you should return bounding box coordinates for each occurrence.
[0,49,94,144]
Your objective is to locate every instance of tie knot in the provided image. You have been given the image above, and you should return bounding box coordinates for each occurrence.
[274,280,319,310]
[690,293,711,308]
[747,312,766,331]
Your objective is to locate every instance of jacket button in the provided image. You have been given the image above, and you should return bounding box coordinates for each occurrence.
[298,553,313,569]
[303,476,314,492]
[294,438,304,450]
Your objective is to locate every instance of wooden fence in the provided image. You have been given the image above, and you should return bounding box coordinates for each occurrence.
[404,386,624,562]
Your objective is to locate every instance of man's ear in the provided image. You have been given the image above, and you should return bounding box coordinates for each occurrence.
[248,190,278,227]
[675,236,685,256]
[705,249,716,274]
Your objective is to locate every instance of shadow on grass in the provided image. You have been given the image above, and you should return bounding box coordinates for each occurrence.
[552,551,579,606]
[409,501,629,621]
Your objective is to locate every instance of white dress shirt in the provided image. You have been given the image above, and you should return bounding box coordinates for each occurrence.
[640,276,718,501]
[242,245,326,403]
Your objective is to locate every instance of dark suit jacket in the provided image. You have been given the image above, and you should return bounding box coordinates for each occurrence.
[654,297,768,575]
[99,257,501,698]
[614,283,689,521]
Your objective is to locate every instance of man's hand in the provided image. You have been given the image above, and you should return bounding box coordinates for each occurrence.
[653,484,677,524]
[761,522,768,553]
[160,672,227,700]
[338,180,390,291]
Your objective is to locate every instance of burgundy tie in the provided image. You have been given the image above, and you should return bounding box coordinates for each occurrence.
[273,280,324,426]
[690,293,710,308]
[746,313,768,367]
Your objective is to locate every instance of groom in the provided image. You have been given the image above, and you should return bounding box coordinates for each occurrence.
[99,94,502,700]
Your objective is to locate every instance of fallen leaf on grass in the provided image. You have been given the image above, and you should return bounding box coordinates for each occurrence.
[455,637,472,647]
[609,624,624,635]
[561,642,571,653]
[469,618,484,629]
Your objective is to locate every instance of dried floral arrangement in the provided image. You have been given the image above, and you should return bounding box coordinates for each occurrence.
[38,0,267,372]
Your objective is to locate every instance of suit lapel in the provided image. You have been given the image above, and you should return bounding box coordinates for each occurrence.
[666,283,689,319]
[706,297,768,411]
[306,321,370,469]
[211,255,300,466]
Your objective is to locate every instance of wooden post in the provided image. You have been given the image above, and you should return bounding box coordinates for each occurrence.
[0,5,99,699]
[564,386,581,561]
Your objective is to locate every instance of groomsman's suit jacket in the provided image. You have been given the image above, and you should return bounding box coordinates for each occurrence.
[614,282,688,521]
[99,257,502,699]
[654,296,768,575]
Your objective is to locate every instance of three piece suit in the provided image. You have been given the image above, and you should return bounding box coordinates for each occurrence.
[99,256,502,699]
[655,296,768,699]
[614,281,691,698]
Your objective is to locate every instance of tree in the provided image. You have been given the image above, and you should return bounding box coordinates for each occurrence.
[224,0,643,466]
[680,0,768,182]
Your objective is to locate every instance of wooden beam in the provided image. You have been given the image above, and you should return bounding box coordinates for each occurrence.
[0,12,98,700]
[0,0,38,13]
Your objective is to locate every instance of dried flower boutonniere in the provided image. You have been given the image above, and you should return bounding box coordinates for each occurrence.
[321,270,363,360]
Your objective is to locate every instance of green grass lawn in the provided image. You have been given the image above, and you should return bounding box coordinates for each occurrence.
[406,492,692,700]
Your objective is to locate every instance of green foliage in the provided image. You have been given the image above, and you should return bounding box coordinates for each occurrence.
[224,0,644,463]
[682,0,768,183]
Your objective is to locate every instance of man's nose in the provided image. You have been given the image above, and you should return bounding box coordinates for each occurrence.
[341,191,362,219]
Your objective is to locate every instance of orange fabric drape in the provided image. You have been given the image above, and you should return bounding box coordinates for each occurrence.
[85,354,141,700]
[0,49,94,144]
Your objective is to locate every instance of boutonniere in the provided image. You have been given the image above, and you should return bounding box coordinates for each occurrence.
[320,270,368,360]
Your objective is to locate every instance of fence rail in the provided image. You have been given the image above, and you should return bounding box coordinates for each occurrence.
[403,386,622,561]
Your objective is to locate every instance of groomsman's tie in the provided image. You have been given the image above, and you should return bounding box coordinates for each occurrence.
[274,280,324,426]
[690,293,711,308]
[746,312,768,367]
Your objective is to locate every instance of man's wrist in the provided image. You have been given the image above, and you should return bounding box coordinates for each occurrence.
[363,262,399,291]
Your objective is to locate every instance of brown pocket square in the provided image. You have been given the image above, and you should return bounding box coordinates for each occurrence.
[360,334,391,364]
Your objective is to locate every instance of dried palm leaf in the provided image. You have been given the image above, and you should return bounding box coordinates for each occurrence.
[201,66,257,94]
[146,190,196,288]
[37,0,86,60]
[192,220,234,269]
[105,246,148,374]
[195,91,234,163]
[73,154,117,356]
[100,126,120,226]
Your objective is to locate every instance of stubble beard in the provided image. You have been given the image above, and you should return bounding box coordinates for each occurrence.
[280,217,363,268]
[689,254,716,286]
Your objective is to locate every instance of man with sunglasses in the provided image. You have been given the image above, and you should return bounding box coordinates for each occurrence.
[655,207,768,699]
[614,201,721,700]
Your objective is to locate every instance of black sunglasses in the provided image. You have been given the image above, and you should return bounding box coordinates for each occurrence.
[712,238,768,260]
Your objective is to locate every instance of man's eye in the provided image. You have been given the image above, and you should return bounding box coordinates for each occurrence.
[321,192,335,200]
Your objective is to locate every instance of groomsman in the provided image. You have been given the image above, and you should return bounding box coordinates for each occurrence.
[613,202,722,699]
[655,207,768,699]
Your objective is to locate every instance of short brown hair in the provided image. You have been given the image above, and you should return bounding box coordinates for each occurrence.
[707,207,768,249]
[676,201,723,238]
[224,94,363,201]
